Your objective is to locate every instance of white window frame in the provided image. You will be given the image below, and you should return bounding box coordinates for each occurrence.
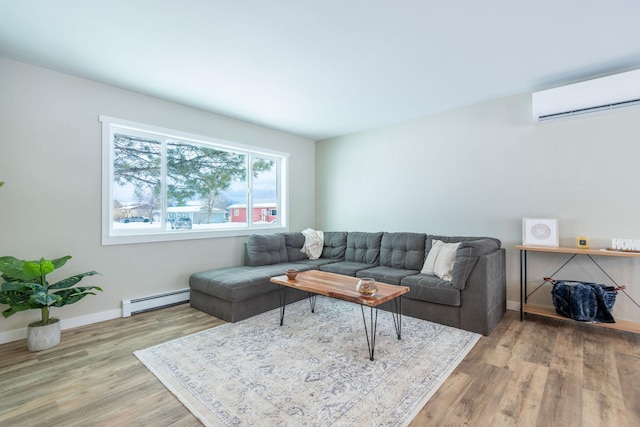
[100,116,289,245]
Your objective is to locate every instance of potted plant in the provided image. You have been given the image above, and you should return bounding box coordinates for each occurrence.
[0,255,101,351]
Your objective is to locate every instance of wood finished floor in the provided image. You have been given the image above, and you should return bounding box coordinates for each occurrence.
[0,305,638,426]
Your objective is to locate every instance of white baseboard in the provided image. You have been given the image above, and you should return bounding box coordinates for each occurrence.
[0,308,122,345]
[506,300,520,311]
[61,309,122,330]
[0,328,28,345]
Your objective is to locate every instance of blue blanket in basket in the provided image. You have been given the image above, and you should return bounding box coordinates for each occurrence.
[550,280,618,323]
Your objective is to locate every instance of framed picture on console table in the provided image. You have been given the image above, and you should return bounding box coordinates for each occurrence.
[522,218,559,247]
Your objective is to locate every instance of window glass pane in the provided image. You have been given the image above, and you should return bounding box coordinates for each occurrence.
[112,133,161,230]
[224,166,248,227]
[251,156,277,224]
[166,141,247,230]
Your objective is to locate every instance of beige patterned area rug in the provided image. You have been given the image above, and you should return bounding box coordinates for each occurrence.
[135,296,480,426]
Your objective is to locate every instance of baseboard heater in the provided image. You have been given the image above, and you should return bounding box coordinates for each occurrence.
[122,288,190,317]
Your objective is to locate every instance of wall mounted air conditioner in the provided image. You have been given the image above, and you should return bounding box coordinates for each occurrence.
[532,68,640,123]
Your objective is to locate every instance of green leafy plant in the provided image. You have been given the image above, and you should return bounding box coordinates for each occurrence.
[0,256,101,325]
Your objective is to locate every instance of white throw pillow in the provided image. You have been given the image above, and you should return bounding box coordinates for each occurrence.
[421,240,460,281]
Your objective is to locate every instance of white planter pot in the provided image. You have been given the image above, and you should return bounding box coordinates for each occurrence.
[27,318,61,351]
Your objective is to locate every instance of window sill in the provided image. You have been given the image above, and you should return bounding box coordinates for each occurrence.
[101,225,289,246]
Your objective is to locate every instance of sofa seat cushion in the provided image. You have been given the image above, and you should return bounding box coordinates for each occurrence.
[355,266,420,286]
[295,258,341,268]
[190,263,314,302]
[319,261,376,277]
[400,274,461,306]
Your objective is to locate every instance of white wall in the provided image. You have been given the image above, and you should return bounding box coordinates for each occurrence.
[0,58,316,341]
[316,93,640,322]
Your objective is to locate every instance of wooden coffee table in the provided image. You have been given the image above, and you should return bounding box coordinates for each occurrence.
[270,270,410,361]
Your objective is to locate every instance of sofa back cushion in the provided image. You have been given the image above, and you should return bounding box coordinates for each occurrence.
[322,231,348,259]
[246,234,288,266]
[426,235,501,290]
[280,232,308,262]
[345,232,383,264]
[380,232,427,270]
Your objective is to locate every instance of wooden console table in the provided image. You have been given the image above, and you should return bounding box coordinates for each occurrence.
[516,245,640,333]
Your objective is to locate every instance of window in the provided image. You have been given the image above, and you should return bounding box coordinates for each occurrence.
[101,116,288,245]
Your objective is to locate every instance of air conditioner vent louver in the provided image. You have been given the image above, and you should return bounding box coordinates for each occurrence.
[532,69,640,123]
[538,98,640,122]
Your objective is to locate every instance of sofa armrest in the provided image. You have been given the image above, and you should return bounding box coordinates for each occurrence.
[459,248,506,335]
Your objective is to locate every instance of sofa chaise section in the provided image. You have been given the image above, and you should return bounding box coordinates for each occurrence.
[190,234,309,322]
[190,232,347,322]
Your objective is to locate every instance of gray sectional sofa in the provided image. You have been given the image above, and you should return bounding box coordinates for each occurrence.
[189,231,506,335]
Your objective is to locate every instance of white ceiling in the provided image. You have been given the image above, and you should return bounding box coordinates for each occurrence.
[1,1,640,140]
